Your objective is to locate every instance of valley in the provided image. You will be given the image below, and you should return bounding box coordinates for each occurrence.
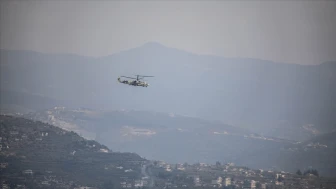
[16,107,336,177]
[1,115,335,189]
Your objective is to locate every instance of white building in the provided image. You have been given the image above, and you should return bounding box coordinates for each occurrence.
[217,177,223,184]
[224,177,231,186]
[194,176,201,186]
[99,148,109,153]
[251,180,256,189]
[22,169,33,175]
[243,180,256,189]
[134,180,144,188]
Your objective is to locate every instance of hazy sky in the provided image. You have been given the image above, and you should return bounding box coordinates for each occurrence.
[1,0,335,65]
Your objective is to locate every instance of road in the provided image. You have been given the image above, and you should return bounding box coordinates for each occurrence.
[142,163,154,187]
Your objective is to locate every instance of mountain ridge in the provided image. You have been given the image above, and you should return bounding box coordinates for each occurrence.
[1,42,335,142]
[2,41,335,65]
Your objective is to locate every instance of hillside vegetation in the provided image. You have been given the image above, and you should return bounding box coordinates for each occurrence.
[0,115,145,189]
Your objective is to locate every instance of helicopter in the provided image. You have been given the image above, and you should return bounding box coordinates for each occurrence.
[117,75,154,87]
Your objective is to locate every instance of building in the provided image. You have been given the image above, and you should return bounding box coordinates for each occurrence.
[134,180,144,188]
[0,163,8,168]
[10,131,19,135]
[41,181,50,185]
[217,177,223,184]
[2,184,10,189]
[165,164,172,172]
[243,180,256,189]
[211,177,223,188]
[22,169,33,175]
[194,176,201,186]
[224,177,231,186]
[120,182,127,188]
[251,180,256,189]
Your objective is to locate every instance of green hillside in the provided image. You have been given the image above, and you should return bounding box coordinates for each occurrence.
[0,115,145,189]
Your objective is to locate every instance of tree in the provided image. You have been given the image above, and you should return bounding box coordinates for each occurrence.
[312,169,319,177]
[303,169,319,177]
[296,169,302,175]
[277,176,284,182]
[255,182,262,189]
[102,181,114,189]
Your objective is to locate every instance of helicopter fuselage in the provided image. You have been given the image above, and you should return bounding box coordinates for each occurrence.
[118,77,149,87]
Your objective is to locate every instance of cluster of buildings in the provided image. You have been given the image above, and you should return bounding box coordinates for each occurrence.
[194,176,235,188]
[305,142,328,149]
[1,116,335,189]
[120,178,149,188]
[148,161,333,189]
[0,124,142,189]
[121,126,157,137]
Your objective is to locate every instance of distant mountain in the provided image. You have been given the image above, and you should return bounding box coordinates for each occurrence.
[1,43,335,141]
[0,90,68,114]
[0,115,145,189]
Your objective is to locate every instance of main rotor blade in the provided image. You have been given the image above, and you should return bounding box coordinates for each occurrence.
[136,75,154,77]
[121,76,137,79]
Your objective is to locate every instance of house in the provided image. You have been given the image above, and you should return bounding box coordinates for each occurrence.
[243,180,256,189]
[142,180,148,186]
[10,131,19,135]
[23,169,33,175]
[165,182,173,188]
[99,148,109,153]
[157,161,167,167]
[41,132,49,137]
[165,165,172,172]
[2,184,10,189]
[224,177,231,186]
[194,176,201,186]
[275,181,284,186]
[211,177,222,188]
[217,177,223,184]
[41,181,50,185]
[211,181,221,188]
[120,182,127,188]
[177,167,185,171]
[134,180,143,188]
[0,162,8,168]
